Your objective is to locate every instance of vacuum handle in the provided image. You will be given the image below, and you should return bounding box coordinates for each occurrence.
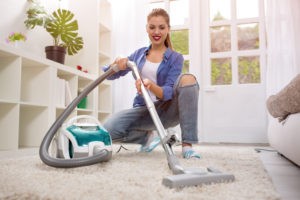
[67,115,102,126]
[126,61,178,160]
[127,61,154,109]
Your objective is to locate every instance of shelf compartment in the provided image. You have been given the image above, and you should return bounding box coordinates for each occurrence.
[20,58,51,105]
[78,77,94,110]
[77,109,94,116]
[57,70,78,107]
[99,23,111,33]
[98,112,110,123]
[0,103,19,150]
[20,101,49,107]
[0,56,21,101]
[99,0,112,31]
[98,84,112,111]
[99,50,111,60]
[99,31,111,57]
[99,52,111,69]
[19,105,49,147]
[55,108,77,124]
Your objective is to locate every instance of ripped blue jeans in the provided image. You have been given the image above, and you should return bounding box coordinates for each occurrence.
[103,74,199,145]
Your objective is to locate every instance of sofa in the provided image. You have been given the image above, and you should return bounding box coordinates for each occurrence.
[266,74,300,166]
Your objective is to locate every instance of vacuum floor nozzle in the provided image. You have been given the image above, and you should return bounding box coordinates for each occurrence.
[162,171,235,188]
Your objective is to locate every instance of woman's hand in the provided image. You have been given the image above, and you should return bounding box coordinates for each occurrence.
[135,78,152,94]
[112,57,128,70]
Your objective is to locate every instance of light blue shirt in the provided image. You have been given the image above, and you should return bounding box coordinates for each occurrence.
[103,46,184,107]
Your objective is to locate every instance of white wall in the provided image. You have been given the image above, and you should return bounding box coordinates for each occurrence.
[0,0,53,56]
[110,0,149,112]
[67,0,99,74]
[0,0,98,74]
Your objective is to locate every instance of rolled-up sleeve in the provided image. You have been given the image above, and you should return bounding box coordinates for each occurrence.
[160,54,183,101]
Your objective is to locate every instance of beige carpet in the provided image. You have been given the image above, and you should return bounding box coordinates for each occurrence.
[0,145,280,200]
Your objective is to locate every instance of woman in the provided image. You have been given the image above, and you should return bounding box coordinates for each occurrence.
[103,8,200,159]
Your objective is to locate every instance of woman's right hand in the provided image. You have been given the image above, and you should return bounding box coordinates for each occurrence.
[113,57,128,70]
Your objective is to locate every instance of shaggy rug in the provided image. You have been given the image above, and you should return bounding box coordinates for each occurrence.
[0,145,280,200]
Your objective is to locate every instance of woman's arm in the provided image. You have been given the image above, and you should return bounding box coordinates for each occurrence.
[102,57,131,80]
[136,79,163,99]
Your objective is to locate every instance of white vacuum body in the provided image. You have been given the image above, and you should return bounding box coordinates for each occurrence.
[57,115,112,159]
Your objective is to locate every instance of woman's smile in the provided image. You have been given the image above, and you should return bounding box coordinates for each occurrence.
[152,35,161,41]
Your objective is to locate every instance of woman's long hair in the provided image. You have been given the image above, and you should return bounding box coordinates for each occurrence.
[147,8,173,50]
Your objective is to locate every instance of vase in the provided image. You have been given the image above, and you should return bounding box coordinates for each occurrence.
[45,46,66,64]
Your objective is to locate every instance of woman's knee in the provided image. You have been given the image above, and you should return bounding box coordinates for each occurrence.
[179,74,197,87]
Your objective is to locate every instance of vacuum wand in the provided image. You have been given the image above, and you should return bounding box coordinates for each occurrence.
[127,61,185,174]
[127,61,235,188]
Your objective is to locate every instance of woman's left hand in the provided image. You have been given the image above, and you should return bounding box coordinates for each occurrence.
[135,78,152,94]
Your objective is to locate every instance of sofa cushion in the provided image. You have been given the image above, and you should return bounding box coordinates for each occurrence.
[266,74,300,121]
[268,113,300,166]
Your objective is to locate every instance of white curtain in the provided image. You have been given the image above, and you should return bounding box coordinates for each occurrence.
[265,0,300,96]
[110,0,149,112]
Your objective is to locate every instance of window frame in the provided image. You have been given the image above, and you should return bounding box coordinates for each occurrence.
[208,0,267,86]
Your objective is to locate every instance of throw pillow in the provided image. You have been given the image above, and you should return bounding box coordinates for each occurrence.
[266,74,300,121]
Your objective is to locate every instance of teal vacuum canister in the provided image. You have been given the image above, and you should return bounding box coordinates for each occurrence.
[57,115,112,159]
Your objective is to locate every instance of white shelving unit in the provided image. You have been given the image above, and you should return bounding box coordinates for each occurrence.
[98,0,113,122]
[0,44,97,150]
[0,0,114,150]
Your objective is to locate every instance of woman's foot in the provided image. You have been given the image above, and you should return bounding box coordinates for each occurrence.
[138,131,160,152]
[182,144,201,159]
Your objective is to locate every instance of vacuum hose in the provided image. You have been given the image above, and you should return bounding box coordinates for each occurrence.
[39,66,119,168]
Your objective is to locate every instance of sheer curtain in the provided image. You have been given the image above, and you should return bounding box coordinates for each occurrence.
[265,0,300,96]
[109,0,149,112]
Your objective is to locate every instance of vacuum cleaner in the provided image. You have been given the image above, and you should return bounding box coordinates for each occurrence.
[39,65,118,168]
[56,115,112,159]
[39,61,234,188]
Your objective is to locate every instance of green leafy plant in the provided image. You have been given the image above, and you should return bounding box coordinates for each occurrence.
[24,0,83,55]
[6,32,27,43]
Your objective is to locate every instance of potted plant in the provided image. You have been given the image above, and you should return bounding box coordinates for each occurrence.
[24,0,83,64]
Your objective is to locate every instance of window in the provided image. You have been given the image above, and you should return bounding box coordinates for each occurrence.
[211,57,232,85]
[149,0,190,72]
[209,0,263,85]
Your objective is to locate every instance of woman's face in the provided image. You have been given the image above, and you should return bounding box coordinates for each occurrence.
[146,15,169,47]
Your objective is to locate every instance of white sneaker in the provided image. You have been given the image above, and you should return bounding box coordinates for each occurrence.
[139,131,161,152]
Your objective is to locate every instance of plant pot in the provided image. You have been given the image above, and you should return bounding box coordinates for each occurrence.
[45,46,66,64]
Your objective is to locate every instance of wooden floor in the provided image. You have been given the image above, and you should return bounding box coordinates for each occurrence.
[258,148,300,200]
